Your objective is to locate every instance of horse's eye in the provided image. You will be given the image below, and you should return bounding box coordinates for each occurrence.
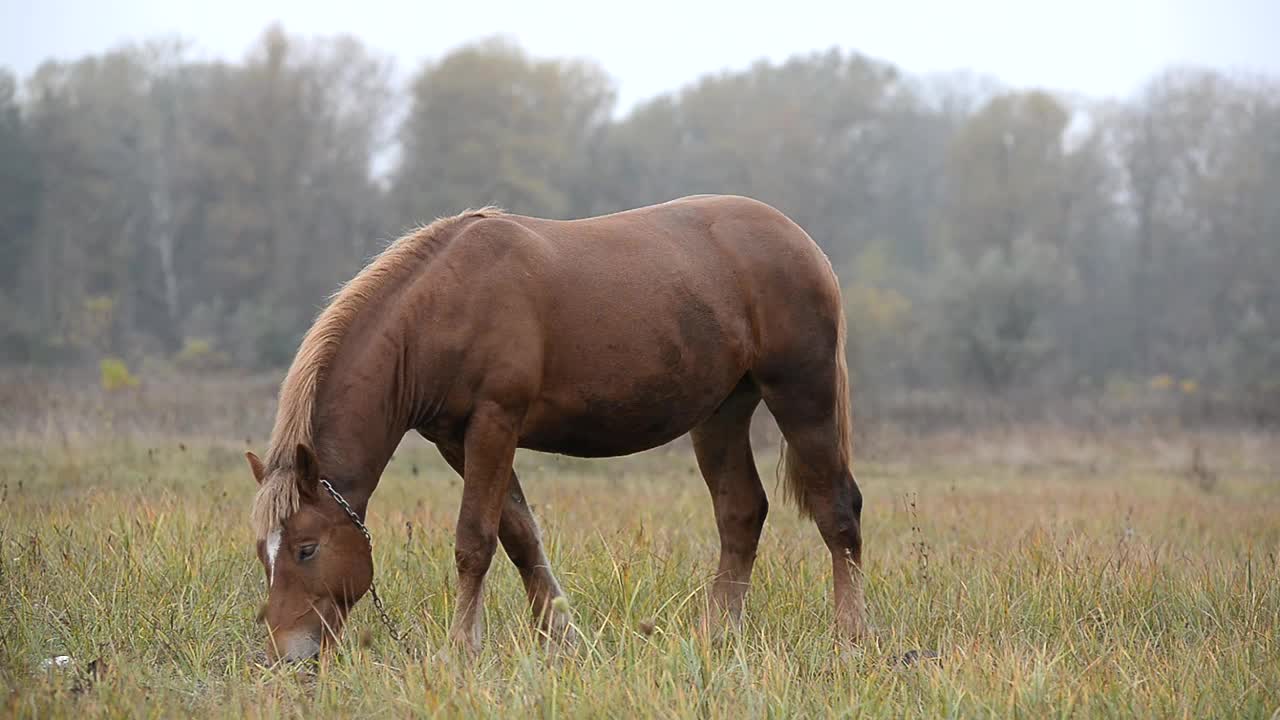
[298,544,318,562]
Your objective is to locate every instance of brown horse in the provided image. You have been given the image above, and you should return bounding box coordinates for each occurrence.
[245,194,865,662]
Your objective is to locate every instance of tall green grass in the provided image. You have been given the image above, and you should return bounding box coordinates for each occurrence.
[3,436,1278,718]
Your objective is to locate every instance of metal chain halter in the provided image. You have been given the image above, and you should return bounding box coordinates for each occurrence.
[318,478,401,642]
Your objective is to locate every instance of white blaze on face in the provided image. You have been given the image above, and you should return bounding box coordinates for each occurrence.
[266,526,283,587]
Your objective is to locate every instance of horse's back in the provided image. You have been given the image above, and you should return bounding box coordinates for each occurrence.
[508,194,837,320]
[499,194,837,363]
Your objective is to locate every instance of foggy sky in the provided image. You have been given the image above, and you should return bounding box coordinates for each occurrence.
[3,0,1278,108]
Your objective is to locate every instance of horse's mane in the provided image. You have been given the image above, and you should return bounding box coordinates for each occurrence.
[250,207,504,538]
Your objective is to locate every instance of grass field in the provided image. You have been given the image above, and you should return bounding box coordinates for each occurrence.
[2,429,1278,718]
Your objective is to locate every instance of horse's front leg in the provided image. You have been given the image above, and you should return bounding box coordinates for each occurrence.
[499,475,576,645]
[449,400,521,656]
[433,442,575,648]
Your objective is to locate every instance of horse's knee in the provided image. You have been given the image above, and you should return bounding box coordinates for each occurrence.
[455,526,499,577]
[717,488,768,556]
[711,481,768,556]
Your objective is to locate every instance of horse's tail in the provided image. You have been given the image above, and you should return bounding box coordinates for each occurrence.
[779,285,854,519]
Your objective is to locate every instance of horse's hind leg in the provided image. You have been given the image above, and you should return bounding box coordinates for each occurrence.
[691,380,766,633]
[758,372,868,643]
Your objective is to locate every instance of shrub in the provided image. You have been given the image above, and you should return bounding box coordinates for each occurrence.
[174,337,230,373]
[99,357,139,391]
[928,238,1071,391]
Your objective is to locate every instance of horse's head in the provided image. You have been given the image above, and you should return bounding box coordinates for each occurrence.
[245,444,372,663]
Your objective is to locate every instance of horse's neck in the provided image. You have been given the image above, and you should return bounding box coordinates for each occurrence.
[310,362,411,511]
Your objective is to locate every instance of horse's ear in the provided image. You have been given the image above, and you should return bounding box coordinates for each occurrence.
[294,443,320,497]
[245,451,267,485]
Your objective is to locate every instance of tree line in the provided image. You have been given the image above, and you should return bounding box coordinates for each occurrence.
[1,26,1277,423]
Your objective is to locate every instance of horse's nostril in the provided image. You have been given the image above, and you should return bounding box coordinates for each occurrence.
[255,604,268,624]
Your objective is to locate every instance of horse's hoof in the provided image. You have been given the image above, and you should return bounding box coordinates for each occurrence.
[542,618,581,658]
[438,632,481,667]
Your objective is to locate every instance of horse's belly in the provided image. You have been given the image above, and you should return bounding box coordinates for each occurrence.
[518,419,691,458]
[519,369,740,458]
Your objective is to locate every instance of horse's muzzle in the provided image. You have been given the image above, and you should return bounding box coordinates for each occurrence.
[270,632,322,664]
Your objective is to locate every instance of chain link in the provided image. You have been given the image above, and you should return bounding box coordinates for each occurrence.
[318,478,402,642]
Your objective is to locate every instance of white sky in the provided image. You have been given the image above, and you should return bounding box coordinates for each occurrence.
[3,0,1277,109]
